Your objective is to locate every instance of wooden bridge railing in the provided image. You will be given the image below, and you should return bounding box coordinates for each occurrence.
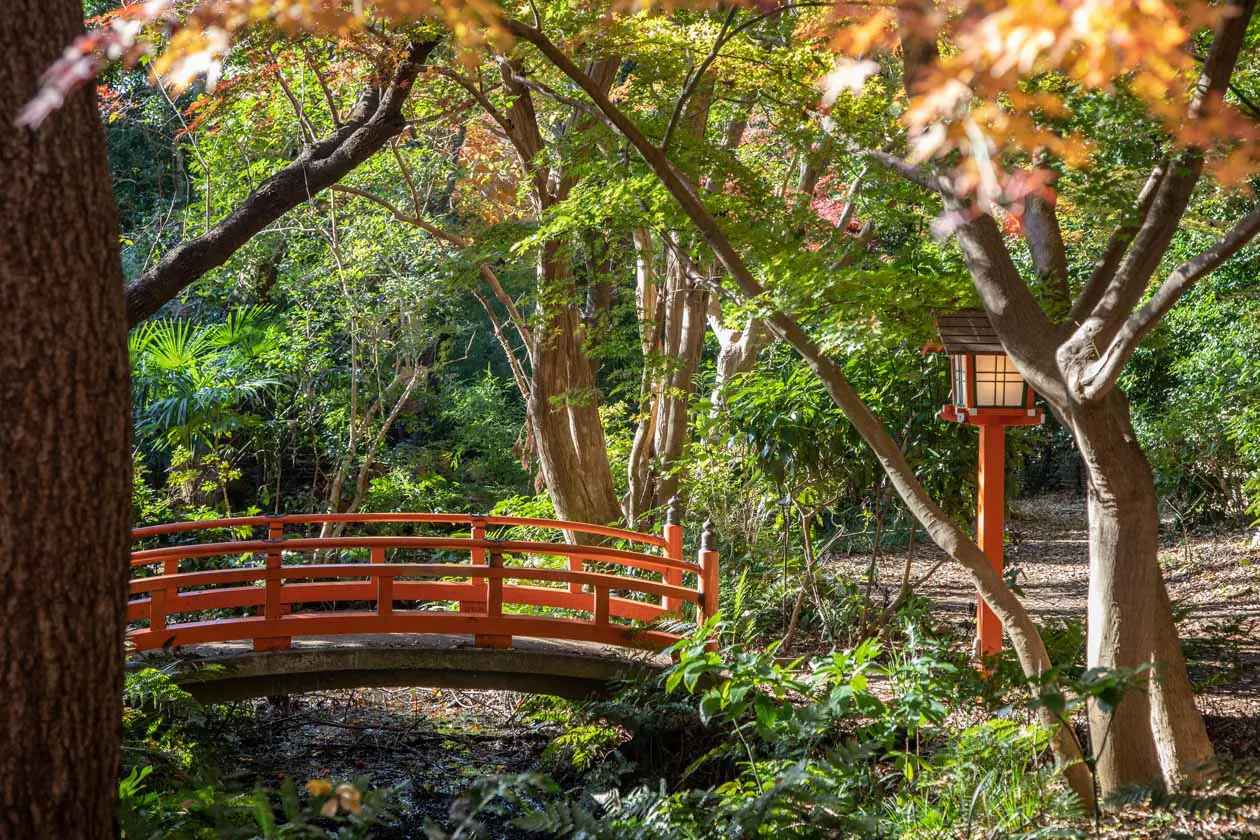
[127,512,718,654]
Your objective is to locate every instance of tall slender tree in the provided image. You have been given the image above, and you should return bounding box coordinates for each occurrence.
[0,1,131,835]
[501,0,1260,800]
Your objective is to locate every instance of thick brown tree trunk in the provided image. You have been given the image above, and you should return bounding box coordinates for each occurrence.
[1068,390,1213,796]
[479,57,623,532]
[530,243,621,529]
[0,3,132,837]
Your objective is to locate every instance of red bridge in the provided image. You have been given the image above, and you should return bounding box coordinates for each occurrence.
[128,513,718,699]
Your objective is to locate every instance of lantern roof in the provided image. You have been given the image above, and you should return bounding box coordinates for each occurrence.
[935,309,1005,355]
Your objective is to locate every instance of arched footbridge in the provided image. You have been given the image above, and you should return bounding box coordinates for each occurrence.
[128,513,718,701]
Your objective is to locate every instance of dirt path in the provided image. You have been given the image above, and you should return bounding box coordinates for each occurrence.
[829,491,1260,759]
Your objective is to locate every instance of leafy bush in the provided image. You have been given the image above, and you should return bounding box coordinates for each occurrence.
[428,621,1085,838]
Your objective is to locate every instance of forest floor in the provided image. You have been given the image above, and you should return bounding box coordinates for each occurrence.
[210,491,1260,837]
[829,491,1260,761]
[828,490,1260,838]
[212,685,554,836]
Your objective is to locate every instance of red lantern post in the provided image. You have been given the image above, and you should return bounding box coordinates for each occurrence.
[933,312,1042,660]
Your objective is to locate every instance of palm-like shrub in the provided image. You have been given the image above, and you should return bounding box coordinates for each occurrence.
[130,306,281,454]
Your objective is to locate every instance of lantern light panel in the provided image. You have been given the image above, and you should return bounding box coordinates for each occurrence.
[973,354,1025,408]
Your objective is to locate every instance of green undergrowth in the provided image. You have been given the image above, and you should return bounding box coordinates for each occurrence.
[423,609,1093,839]
[425,601,1260,838]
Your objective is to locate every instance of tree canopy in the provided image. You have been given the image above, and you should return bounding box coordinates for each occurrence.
[3,0,1260,835]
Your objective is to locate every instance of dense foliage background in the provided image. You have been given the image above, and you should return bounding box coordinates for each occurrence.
[99,4,1260,836]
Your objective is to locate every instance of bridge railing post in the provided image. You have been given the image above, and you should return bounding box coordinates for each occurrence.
[150,557,179,633]
[662,496,683,614]
[476,551,511,649]
[373,545,392,623]
[255,516,291,652]
[698,520,719,626]
[594,585,610,628]
[462,515,488,615]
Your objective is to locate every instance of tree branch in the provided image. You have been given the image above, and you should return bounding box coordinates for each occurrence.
[267,47,318,143]
[1067,157,1169,325]
[864,148,953,194]
[390,141,423,217]
[474,289,534,404]
[330,184,415,225]
[502,23,1095,800]
[301,44,343,127]
[496,58,597,116]
[662,7,736,153]
[1080,204,1260,400]
[124,39,440,326]
[866,150,1064,398]
[1070,0,1255,357]
[834,163,867,234]
[435,67,514,136]
[948,206,1066,401]
[1021,188,1071,313]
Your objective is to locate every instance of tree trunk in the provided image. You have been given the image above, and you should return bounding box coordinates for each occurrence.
[625,236,710,524]
[530,241,621,530]
[627,228,663,524]
[624,84,716,524]
[709,299,773,410]
[1068,390,1213,796]
[0,3,132,836]
[651,262,708,508]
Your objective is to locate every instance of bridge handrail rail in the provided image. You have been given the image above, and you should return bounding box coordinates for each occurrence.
[127,563,701,604]
[126,509,718,656]
[130,536,699,574]
[132,513,668,548]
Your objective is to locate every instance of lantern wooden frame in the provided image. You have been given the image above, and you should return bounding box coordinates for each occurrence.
[936,311,1043,427]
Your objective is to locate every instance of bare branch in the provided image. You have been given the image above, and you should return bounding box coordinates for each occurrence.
[330,184,415,225]
[948,207,1066,400]
[390,140,423,216]
[1067,158,1168,325]
[478,264,534,354]
[867,150,1062,395]
[496,58,597,115]
[301,43,343,127]
[268,48,319,143]
[1080,204,1260,400]
[473,289,533,403]
[831,220,875,270]
[864,148,953,194]
[125,40,441,326]
[435,67,514,136]
[834,164,867,233]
